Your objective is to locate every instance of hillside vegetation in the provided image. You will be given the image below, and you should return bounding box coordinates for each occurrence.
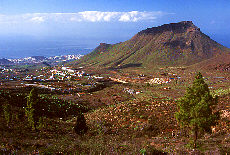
[75,21,230,70]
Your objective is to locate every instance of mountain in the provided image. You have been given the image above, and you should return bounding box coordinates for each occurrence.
[76,21,230,69]
[31,56,46,61]
[192,52,230,71]
[0,58,12,65]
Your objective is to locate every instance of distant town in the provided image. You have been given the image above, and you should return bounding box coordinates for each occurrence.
[0,53,188,95]
[5,54,83,64]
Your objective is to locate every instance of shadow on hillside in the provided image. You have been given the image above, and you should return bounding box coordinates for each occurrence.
[164,39,186,49]
[109,63,142,70]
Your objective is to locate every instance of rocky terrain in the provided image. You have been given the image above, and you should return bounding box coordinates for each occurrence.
[75,21,230,70]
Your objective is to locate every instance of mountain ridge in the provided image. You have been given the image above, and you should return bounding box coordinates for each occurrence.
[75,21,230,70]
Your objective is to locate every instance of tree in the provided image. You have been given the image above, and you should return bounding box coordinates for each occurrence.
[175,72,220,148]
[25,88,39,130]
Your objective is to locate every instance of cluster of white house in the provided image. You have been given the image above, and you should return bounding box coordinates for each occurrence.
[45,67,86,80]
[148,78,172,85]
[48,54,83,60]
[0,67,13,72]
[123,87,141,95]
[23,66,105,82]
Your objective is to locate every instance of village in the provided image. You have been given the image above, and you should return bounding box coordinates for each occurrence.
[7,54,83,64]
[0,62,190,96]
[1,62,229,97]
[2,60,230,101]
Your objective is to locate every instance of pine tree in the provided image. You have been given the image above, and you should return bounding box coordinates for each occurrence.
[175,72,220,148]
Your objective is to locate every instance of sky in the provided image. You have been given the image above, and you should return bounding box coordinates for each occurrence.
[0,0,229,54]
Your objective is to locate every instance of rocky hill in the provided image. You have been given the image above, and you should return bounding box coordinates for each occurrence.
[76,21,230,69]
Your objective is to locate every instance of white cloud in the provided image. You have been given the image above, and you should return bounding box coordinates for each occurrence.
[79,11,121,22]
[31,16,45,23]
[119,11,138,22]
[0,11,169,24]
[79,11,165,22]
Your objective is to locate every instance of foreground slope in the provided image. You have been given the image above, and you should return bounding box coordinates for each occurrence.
[76,21,230,69]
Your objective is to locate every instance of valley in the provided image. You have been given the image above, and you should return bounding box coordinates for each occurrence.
[0,21,230,154]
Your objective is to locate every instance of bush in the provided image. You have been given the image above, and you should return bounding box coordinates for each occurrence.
[74,112,88,135]
[25,88,38,130]
[3,103,11,126]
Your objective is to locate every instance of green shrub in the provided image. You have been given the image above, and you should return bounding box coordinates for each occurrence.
[3,103,11,126]
[25,88,38,130]
[37,117,47,130]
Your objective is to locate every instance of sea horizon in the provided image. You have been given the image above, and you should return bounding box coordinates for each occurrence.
[0,47,92,59]
[0,36,96,59]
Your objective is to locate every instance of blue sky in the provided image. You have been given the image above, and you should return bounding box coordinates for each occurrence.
[0,0,229,48]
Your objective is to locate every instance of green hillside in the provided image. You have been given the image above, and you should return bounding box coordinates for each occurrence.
[75,21,230,69]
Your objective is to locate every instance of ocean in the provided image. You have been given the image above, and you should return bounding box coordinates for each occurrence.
[0,37,94,59]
